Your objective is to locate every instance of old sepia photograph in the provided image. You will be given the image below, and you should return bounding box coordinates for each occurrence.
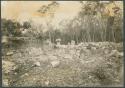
[1,1,124,87]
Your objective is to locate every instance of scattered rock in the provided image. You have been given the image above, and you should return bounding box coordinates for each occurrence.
[118,52,123,57]
[49,55,58,61]
[104,49,110,55]
[45,80,49,86]
[2,60,16,74]
[6,52,14,56]
[91,47,97,50]
[108,50,123,57]
[24,73,29,76]
[1,35,8,44]
[88,75,93,79]
[33,78,36,81]
[64,54,72,59]
[34,62,41,67]
[51,60,60,68]
[3,79,9,86]
[21,73,29,78]
[14,72,17,75]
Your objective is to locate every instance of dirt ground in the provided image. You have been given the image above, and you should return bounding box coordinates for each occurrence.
[2,42,124,87]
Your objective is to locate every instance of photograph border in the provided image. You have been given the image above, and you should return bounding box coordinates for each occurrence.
[0,0,124,88]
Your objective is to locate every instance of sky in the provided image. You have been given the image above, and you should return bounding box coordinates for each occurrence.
[1,1,123,30]
[1,1,81,25]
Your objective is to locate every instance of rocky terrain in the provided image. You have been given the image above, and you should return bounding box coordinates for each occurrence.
[2,41,124,87]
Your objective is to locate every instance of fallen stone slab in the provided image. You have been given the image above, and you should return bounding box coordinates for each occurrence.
[63,54,72,59]
[49,55,58,61]
[45,80,49,86]
[34,62,41,67]
[118,52,123,57]
[51,60,60,68]
[6,52,14,56]
[21,73,29,78]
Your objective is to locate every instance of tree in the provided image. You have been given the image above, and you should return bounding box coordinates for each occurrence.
[1,19,22,36]
[37,1,60,42]
[77,1,122,42]
[23,21,31,29]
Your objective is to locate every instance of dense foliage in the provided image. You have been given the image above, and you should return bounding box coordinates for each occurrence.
[1,1,123,43]
[1,19,22,36]
[36,1,123,43]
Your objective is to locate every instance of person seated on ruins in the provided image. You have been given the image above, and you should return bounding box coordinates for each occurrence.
[55,38,61,48]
